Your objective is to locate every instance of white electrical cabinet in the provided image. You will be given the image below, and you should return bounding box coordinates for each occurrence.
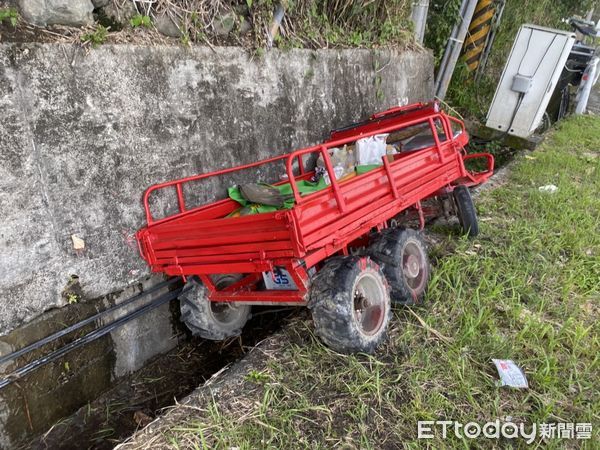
[486,24,576,138]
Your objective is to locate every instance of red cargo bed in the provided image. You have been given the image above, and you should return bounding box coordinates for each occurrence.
[136,102,493,304]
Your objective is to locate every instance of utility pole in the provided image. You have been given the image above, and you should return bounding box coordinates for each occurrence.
[411,0,430,44]
[434,0,478,100]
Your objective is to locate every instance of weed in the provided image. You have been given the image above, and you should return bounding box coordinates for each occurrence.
[66,293,79,304]
[246,0,413,49]
[245,369,270,383]
[0,7,19,26]
[81,25,108,47]
[130,14,152,29]
[180,32,190,47]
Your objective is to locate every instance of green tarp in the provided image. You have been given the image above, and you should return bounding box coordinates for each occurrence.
[227,178,327,215]
[227,165,381,216]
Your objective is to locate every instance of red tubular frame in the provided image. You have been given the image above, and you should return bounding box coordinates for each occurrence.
[136,101,494,305]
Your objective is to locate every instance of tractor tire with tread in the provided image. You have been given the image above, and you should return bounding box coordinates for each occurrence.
[179,275,251,340]
[368,228,430,305]
[309,256,391,354]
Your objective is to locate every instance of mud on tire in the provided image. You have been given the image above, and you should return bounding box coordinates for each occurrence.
[179,275,251,340]
[309,256,391,354]
[368,228,430,305]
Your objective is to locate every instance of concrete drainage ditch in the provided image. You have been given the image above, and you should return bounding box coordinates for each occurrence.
[20,306,295,450]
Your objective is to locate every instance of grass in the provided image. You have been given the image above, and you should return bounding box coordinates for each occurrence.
[0,7,19,26]
[62,0,414,50]
[130,116,599,448]
[80,25,109,47]
[265,0,414,50]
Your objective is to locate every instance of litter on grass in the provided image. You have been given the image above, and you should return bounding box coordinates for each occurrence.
[538,184,558,193]
[492,359,529,388]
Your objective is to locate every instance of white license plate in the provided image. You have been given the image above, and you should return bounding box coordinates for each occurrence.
[262,268,298,290]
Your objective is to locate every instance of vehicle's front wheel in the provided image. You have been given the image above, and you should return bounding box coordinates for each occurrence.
[309,256,391,354]
[179,275,251,340]
[454,185,479,237]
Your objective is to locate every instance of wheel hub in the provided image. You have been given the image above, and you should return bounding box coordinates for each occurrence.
[404,254,420,278]
[352,272,386,336]
[210,301,241,324]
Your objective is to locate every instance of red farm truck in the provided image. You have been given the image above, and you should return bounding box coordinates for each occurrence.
[136,101,494,353]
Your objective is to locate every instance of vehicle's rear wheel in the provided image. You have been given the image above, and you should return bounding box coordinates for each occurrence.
[453,185,479,237]
[179,274,251,340]
[309,256,391,354]
[368,228,430,305]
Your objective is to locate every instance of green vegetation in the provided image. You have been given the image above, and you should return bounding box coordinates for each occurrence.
[255,0,414,49]
[130,14,152,29]
[81,25,109,47]
[126,0,414,49]
[424,0,463,66]
[0,7,19,26]
[245,369,270,383]
[143,116,599,448]
[426,0,597,118]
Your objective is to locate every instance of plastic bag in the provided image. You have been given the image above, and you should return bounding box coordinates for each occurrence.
[316,145,356,184]
[355,134,389,166]
[323,165,345,185]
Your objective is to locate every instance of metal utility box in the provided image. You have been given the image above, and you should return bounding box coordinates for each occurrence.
[486,24,576,138]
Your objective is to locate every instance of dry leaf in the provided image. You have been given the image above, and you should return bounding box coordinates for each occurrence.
[133,410,153,428]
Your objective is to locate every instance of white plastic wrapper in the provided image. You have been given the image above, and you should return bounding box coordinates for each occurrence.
[355,134,389,165]
[492,359,529,388]
[323,165,344,185]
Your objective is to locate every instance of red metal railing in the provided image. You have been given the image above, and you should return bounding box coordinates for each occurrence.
[142,111,473,226]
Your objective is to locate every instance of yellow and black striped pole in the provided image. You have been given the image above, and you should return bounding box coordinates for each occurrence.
[463,0,496,72]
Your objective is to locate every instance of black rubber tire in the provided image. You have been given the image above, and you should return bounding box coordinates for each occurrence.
[454,185,479,237]
[179,275,251,340]
[308,256,391,354]
[368,228,430,305]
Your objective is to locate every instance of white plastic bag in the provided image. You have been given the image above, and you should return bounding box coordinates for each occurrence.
[323,165,344,185]
[355,134,388,166]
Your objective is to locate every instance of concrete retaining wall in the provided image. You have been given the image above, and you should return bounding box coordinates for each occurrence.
[0,43,433,335]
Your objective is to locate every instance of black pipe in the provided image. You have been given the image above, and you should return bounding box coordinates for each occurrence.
[0,277,180,366]
[0,285,183,390]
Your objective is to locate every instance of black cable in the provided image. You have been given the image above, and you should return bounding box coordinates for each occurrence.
[516,28,534,76]
[517,31,558,79]
[503,92,525,137]
[0,277,181,366]
[471,92,524,145]
[0,288,183,390]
